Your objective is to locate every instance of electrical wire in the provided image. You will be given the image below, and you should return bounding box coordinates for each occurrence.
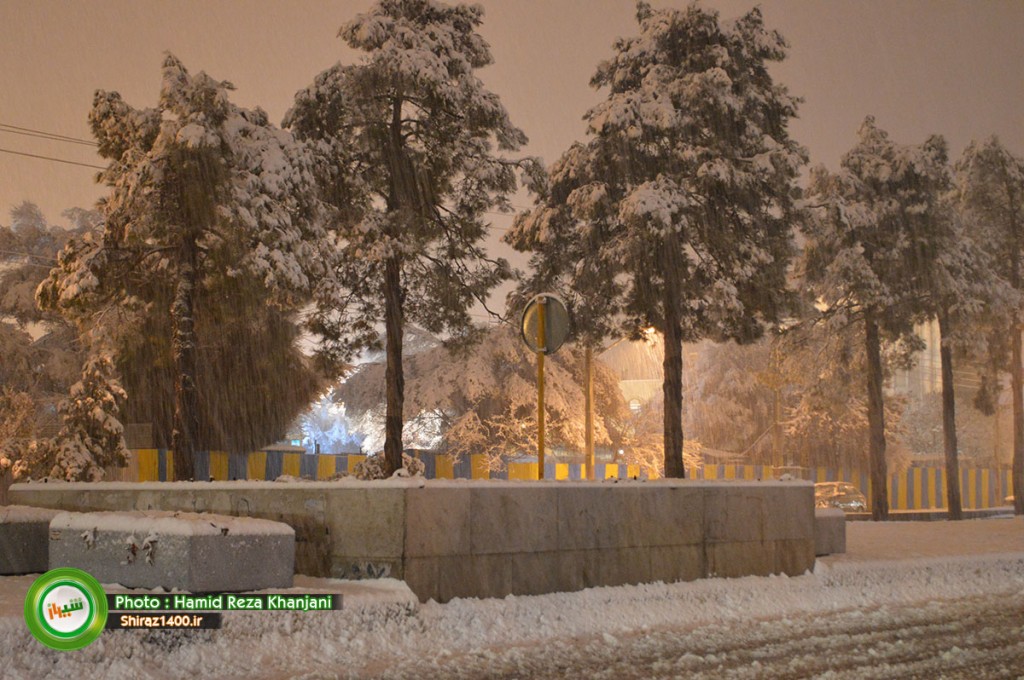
[0,123,97,147]
[0,147,104,170]
[0,250,58,264]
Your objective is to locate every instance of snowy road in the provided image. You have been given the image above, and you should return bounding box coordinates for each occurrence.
[381,592,1024,679]
[2,519,1023,678]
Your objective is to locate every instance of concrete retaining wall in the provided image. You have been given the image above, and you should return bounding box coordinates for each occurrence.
[10,479,814,602]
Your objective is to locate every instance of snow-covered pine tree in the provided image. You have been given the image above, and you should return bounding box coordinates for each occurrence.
[0,388,35,473]
[0,204,95,456]
[955,137,1024,516]
[507,2,804,477]
[802,118,955,520]
[904,140,1005,521]
[0,204,88,355]
[11,355,129,482]
[52,355,130,480]
[111,273,325,457]
[38,54,331,480]
[286,0,541,476]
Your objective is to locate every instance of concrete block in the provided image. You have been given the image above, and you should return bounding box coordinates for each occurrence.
[633,485,705,547]
[543,547,646,593]
[592,546,652,588]
[405,487,470,557]
[470,485,559,555]
[649,544,704,584]
[557,486,627,550]
[814,508,847,556]
[326,488,406,560]
[0,505,62,575]
[775,538,816,575]
[553,549,589,592]
[764,485,815,541]
[706,541,776,579]
[556,547,653,591]
[704,485,768,543]
[507,551,565,597]
[49,510,294,592]
[557,486,704,551]
[436,554,513,601]
[226,489,329,577]
[419,551,571,602]
[403,556,440,602]
[12,479,820,601]
[704,483,814,545]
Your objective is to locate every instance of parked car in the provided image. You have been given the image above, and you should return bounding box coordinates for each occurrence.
[814,482,867,512]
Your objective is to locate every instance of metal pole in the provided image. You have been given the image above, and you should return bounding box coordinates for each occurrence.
[585,344,594,481]
[537,297,546,480]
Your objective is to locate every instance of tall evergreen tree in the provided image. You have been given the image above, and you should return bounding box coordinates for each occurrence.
[286,0,539,475]
[507,2,804,477]
[113,278,325,455]
[38,54,331,479]
[803,118,953,520]
[862,134,1000,521]
[955,137,1024,515]
[918,194,1000,521]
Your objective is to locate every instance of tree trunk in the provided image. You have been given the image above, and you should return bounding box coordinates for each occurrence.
[383,253,404,477]
[937,311,963,520]
[662,240,685,478]
[865,312,888,520]
[378,93,410,479]
[171,232,200,481]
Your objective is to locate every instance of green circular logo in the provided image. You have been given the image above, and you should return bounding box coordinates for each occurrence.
[24,568,107,650]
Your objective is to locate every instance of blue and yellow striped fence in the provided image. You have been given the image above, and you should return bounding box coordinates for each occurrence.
[109,451,1013,509]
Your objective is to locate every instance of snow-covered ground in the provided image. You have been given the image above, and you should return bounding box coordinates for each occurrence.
[2,518,1023,679]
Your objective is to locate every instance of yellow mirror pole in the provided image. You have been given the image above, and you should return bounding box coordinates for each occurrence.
[537,297,546,480]
[585,344,594,481]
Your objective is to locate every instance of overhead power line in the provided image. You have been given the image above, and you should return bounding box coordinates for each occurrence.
[0,122,538,210]
[0,147,105,170]
[0,122,540,222]
[0,250,58,264]
[0,122,97,147]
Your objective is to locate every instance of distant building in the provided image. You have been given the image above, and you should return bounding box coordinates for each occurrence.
[598,332,663,407]
[893,320,982,399]
[597,330,698,409]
